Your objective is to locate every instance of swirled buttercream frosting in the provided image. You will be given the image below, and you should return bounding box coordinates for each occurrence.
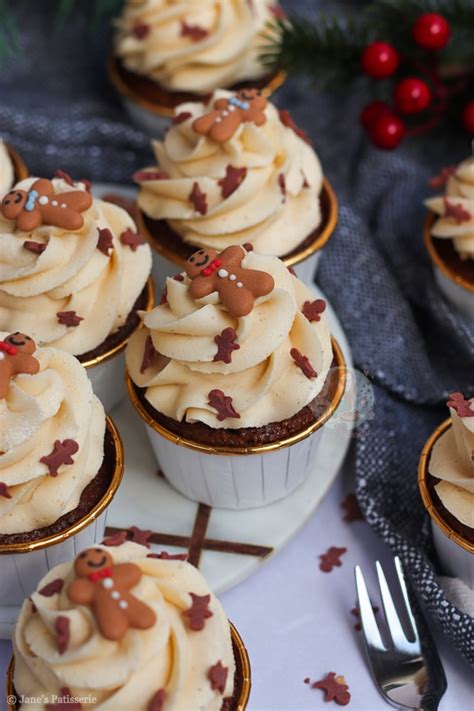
[0,140,14,195]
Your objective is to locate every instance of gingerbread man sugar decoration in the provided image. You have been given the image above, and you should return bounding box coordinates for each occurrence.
[67,548,156,642]
[192,89,267,143]
[1,178,92,232]
[0,332,40,399]
[185,246,274,318]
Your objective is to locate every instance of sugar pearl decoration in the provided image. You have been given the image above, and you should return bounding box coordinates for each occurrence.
[237,282,243,288]
[52,200,58,206]
[229,274,236,281]
[38,196,49,206]
[218,268,228,278]
[111,591,120,600]
[119,600,128,609]
[102,578,114,589]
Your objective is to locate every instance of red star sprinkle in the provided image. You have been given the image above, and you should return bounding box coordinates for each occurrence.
[301,171,310,188]
[208,661,229,694]
[38,578,64,597]
[132,170,170,183]
[141,335,157,373]
[57,311,83,327]
[148,689,166,711]
[312,673,351,706]
[302,299,326,323]
[218,165,247,198]
[443,198,471,223]
[340,493,364,523]
[278,173,286,198]
[40,440,79,477]
[147,551,189,561]
[183,593,213,631]
[319,547,347,573]
[213,328,240,364]
[102,530,128,547]
[133,22,150,39]
[278,109,311,144]
[55,615,70,655]
[428,165,456,188]
[180,21,209,41]
[129,525,152,548]
[173,111,192,125]
[23,240,47,254]
[243,242,254,251]
[290,348,317,379]
[447,392,474,417]
[351,604,379,631]
[97,227,114,256]
[173,273,185,282]
[208,389,240,421]
[189,182,208,215]
[55,169,74,186]
[0,482,11,499]
[45,688,82,711]
[120,228,146,251]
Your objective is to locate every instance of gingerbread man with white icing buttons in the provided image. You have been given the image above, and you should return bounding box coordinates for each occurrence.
[192,89,267,143]
[67,548,156,641]
[185,246,275,317]
[1,178,92,232]
[0,332,40,399]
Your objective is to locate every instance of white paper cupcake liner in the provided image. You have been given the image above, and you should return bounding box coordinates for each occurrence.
[86,350,126,412]
[431,519,474,589]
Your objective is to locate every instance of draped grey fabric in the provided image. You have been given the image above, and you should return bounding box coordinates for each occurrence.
[1,0,472,663]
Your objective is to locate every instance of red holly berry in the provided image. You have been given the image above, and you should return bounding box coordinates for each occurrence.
[361,42,399,79]
[394,78,431,115]
[462,101,474,135]
[368,114,405,150]
[360,101,392,130]
[412,13,451,51]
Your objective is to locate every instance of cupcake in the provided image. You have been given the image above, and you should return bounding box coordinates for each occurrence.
[0,174,153,410]
[126,245,346,509]
[109,0,285,134]
[0,332,124,607]
[419,393,474,589]
[0,140,28,194]
[7,541,250,710]
[424,157,474,320]
[135,90,337,288]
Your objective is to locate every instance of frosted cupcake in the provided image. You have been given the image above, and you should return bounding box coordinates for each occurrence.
[424,158,474,319]
[109,0,285,133]
[419,393,474,588]
[126,245,345,508]
[0,174,153,409]
[8,541,250,710]
[136,90,337,287]
[0,332,123,607]
[0,140,28,194]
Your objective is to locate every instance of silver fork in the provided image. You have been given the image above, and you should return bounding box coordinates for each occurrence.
[355,556,447,711]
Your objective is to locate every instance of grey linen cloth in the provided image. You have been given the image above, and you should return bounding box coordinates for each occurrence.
[1,0,473,663]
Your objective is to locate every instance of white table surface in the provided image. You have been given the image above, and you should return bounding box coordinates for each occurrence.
[1,448,472,711]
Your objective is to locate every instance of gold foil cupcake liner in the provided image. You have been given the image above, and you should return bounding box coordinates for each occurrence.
[127,337,346,456]
[423,212,474,294]
[6,144,28,184]
[0,416,124,556]
[418,418,474,555]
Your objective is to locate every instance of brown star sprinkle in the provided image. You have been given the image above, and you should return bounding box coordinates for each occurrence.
[0,482,11,499]
[120,228,146,251]
[287,265,297,276]
[129,525,152,547]
[189,181,208,215]
[97,227,114,256]
[57,311,83,327]
[290,348,317,379]
[23,240,47,255]
[447,392,474,417]
[301,171,310,188]
[102,530,128,547]
[208,389,240,421]
[55,615,70,655]
[319,546,347,573]
[302,299,326,323]
[180,21,209,41]
[444,198,471,223]
[351,604,379,631]
[38,578,64,597]
[243,242,254,251]
[312,673,351,706]
[278,109,311,144]
[141,335,157,373]
[55,169,75,186]
[183,593,213,631]
[173,111,192,125]
[304,678,311,685]
[214,328,240,364]
[40,439,79,477]
[173,273,185,282]
[340,493,364,523]
[428,165,456,188]
[133,22,150,39]
[147,551,189,561]
[45,688,82,711]
[218,165,247,198]
[278,173,286,198]
[148,689,166,711]
[208,661,229,694]
[132,170,170,183]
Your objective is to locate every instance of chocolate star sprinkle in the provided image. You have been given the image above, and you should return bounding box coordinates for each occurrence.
[40,439,79,477]
[173,273,185,282]
[189,182,208,215]
[173,111,192,125]
[428,165,456,188]
[132,170,170,183]
[141,335,157,374]
[278,109,311,144]
[129,525,152,548]
[447,392,474,417]
[102,530,128,547]
[45,688,82,711]
[218,165,247,199]
[180,21,209,41]
[351,604,379,631]
[97,227,114,256]
[120,228,146,251]
[444,198,471,223]
[0,482,11,499]
[133,22,150,39]
[214,328,240,364]
[183,593,213,631]
[302,299,326,323]
[312,673,351,706]
[290,348,317,379]
[55,615,70,655]
[55,169,74,186]
[57,311,83,327]
[39,578,64,597]
[23,240,47,255]
[148,689,166,711]
[340,493,364,523]
[278,173,286,198]
[208,661,228,693]
[243,242,254,251]
[208,389,240,421]
[301,171,310,188]
[319,546,347,573]
[147,551,188,561]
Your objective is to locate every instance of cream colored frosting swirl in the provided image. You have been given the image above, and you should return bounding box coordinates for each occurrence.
[115,0,280,93]
[0,177,152,356]
[0,334,105,534]
[13,541,235,710]
[0,140,14,195]
[425,157,474,260]
[429,396,474,529]
[126,250,333,428]
[137,92,323,256]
